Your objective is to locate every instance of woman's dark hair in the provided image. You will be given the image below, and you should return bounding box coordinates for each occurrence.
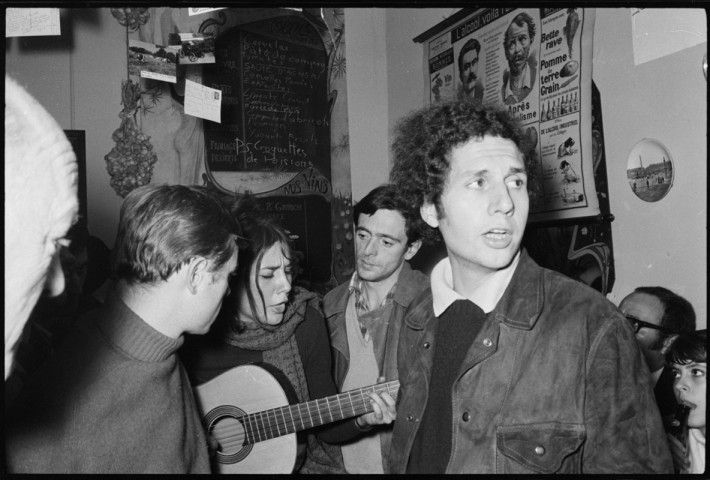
[217,194,294,334]
[665,329,707,366]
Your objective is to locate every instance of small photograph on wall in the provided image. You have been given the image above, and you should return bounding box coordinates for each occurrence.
[626,138,674,202]
[128,39,178,84]
[176,32,216,64]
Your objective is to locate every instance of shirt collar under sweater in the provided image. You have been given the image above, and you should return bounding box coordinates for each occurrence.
[94,290,184,362]
[431,250,521,316]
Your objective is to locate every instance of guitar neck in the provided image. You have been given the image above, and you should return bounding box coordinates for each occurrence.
[242,380,399,445]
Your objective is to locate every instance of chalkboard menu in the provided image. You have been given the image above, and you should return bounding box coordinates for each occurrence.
[203,14,335,287]
[204,15,330,178]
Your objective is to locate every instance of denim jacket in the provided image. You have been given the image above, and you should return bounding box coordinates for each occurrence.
[323,262,428,471]
[389,250,673,474]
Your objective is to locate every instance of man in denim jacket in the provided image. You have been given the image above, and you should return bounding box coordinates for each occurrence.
[387,98,672,474]
[324,185,427,473]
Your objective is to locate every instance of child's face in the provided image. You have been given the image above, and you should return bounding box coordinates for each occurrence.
[672,361,707,433]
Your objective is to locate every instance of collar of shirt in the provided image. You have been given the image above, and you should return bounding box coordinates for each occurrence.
[430,251,521,316]
[687,427,706,474]
[504,61,532,100]
[348,271,397,312]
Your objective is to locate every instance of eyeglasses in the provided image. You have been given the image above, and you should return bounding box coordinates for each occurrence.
[624,315,676,334]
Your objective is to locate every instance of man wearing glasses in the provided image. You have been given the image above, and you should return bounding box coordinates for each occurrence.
[618,286,696,427]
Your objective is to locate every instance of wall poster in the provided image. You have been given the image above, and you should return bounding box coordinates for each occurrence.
[117,8,354,292]
[417,7,599,224]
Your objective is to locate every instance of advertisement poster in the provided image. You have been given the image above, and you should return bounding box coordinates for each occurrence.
[422,8,598,223]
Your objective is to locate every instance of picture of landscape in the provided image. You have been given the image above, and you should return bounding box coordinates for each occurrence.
[626,138,674,202]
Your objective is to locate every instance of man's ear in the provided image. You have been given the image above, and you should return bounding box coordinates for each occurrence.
[660,334,678,355]
[404,239,422,261]
[186,256,209,295]
[420,202,439,228]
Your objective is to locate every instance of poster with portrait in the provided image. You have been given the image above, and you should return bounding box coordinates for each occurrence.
[418,8,598,223]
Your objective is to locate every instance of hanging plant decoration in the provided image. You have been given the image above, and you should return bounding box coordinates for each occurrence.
[104,79,158,197]
[110,8,151,32]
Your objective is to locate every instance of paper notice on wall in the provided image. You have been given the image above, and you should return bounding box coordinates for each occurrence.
[631,8,707,66]
[184,79,222,123]
[6,8,61,37]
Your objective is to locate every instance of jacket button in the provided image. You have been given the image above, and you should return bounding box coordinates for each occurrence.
[407,414,414,422]
[482,338,493,347]
[535,446,545,456]
[462,412,470,422]
[423,342,431,349]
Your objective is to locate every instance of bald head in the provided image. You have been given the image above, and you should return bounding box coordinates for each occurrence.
[4,75,79,378]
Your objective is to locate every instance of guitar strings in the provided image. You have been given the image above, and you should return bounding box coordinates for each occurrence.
[212,387,396,448]
[210,384,399,451]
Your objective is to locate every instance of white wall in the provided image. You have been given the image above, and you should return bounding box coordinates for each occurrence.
[343,8,390,202]
[345,7,706,327]
[592,9,706,327]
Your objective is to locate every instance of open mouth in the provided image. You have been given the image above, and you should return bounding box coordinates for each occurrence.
[485,228,510,239]
[680,400,697,410]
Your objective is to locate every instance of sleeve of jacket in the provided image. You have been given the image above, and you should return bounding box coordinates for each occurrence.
[583,312,673,473]
[296,302,361,444]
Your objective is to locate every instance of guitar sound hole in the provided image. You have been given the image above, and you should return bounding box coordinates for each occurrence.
[204,405,252,464]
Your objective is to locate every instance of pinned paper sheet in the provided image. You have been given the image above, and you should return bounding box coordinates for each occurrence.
[184,79,222,123]
[632,8,707,66]
[6,8,60,37]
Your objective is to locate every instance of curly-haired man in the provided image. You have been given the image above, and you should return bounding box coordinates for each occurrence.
[387,97,672,474]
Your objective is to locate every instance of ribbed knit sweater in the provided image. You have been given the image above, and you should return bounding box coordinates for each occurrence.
[5,292,211,473]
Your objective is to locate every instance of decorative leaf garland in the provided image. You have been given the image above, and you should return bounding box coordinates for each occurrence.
[104,79,158,197]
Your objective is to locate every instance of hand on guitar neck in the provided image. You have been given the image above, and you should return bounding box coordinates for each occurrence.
[354,376,397,430]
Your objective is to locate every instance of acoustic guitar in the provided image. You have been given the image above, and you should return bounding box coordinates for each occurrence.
[194,364,399,474]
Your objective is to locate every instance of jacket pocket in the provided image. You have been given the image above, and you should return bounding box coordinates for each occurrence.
[497,422,585,473]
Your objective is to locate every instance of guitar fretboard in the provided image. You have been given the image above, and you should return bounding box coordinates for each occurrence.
[241,380,399,444]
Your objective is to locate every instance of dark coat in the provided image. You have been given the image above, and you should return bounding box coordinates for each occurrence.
[389,250,673,474]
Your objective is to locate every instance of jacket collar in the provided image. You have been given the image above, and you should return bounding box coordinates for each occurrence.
[405,249,544,331]
[431,252,520,315]
[492,249,544,330]
[390,262,426,308]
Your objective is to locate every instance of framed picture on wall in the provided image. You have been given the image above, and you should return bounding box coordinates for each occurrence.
[64,130,87,227]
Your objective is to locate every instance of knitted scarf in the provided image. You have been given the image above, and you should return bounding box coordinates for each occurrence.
[223,287,345,474]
